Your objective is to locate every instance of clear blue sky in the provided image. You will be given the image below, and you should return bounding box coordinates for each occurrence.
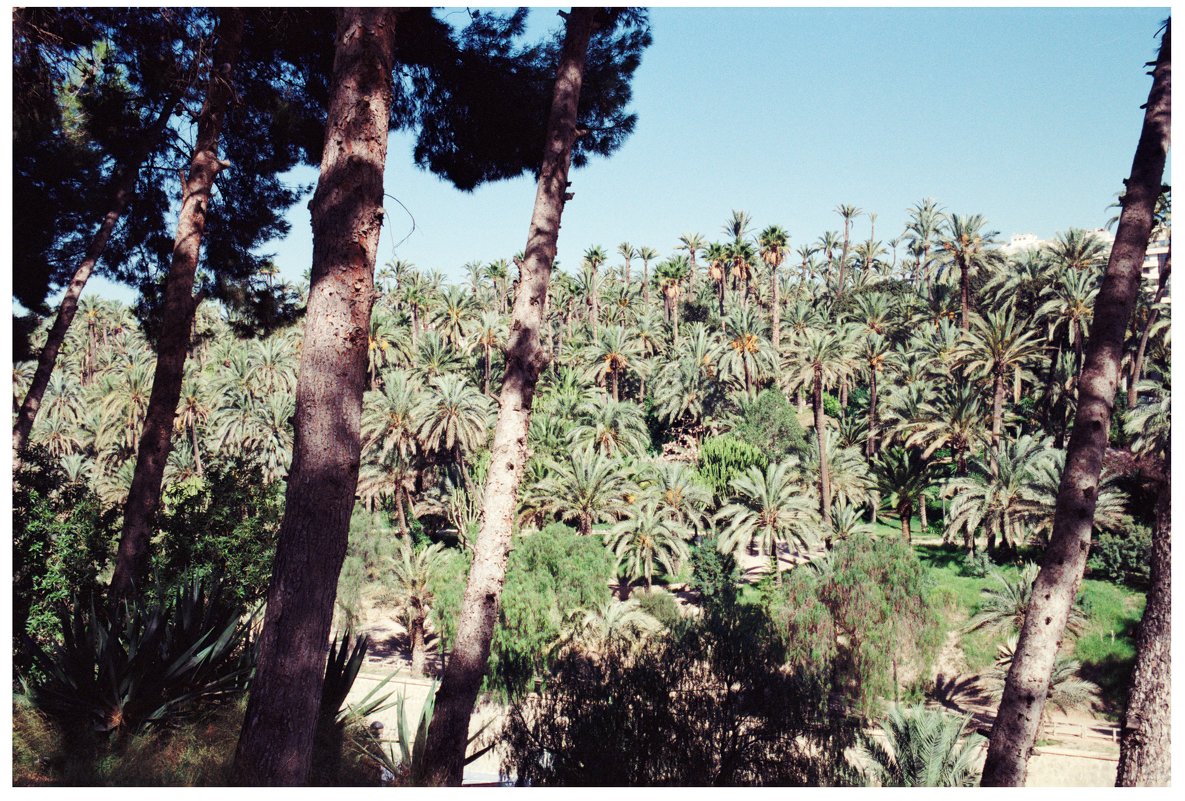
[89,5,1170,299]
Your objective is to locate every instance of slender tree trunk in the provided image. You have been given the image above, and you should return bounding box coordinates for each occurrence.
[837,221,850,296]
[899,501,911,543]
[959,257,971,331]
[1116,470,1171,786]
[420,9,595,786]
[191,421,203,478]
[771,268,781,349]
[919,492,928,532]
[611,368,619,402]
[410,614,427,678]
[13,88,182,466]
[814,373,831,529]
[232,8,398,785]
[990,369,1005,474]
[866,369,877,458]
[110,11,242,598]
[483,344,492,396]
[1127,257,1170,406]
[981,26,1169,786]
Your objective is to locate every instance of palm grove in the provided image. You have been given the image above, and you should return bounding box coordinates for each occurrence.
[11,7,1171,788]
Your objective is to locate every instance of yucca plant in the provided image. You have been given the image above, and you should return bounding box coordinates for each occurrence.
[21,579,255,736]
[860,704,984,787]
[362,681,494,786]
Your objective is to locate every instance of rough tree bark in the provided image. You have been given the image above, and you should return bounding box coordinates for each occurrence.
[13,88,184,465]
[232,7,398,785]
[420,7,596,786]
[980,23,1169,786]
[109,10,243,598]
[1116,468,1170,786]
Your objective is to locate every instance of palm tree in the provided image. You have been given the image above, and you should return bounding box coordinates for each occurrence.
[903,198,946,288]
[676,232,706,294]
[935,213,1001,330]
[904,383,986,475]
[985,636,1100,721]
[434,285,474,350]
[467,311,506,396]
[861,704,984,787]
[872,447,932,543]
[643,460,713,534]
[606,502,691,592]
[955,308,1044,460]
[615,241,636,283]
[362,369,423,463]
[943,434,1055,554]
[636,245,658,304]
[758,225,790,347]
[720,305,772,396]
[485,258,510,314]
[830,497,874,543]
[1044,227,1109,273]
[389,538,451,677]
[531,447,634,535]
[857,332,892,458]
[795,243,819,285]
[569,392,650,457]
[834,204,863,296]
[415,374,493,486]
[587,325,641,402]
[782,325,853,526]
[965,563,1088,638]
[1036,268,1098,380]
[555,599,663,658]
[655,256,689,343]
[716,460,821,578]
[704,241,729,320]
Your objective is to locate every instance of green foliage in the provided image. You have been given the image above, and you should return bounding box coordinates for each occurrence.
[488,523,614,698]
[696,434,768,498]
[13,448,118,649]
[687,535,739,607]
[860,704,984,787]
[763,567,838,669]
[154,457,284,608]
[426,547,471,653]
[822,391,841,419]
[730,388,811,461]
[633,589,682,631]
[21,579,255,737]
[1087,524,1151,588]
[501,594,859,786]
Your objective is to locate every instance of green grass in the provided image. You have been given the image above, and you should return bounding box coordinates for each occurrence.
[914,543,1146,715]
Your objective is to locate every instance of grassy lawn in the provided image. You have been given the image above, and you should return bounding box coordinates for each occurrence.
[915,543,1145,716]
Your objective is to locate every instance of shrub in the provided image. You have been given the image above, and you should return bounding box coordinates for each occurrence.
[696,434,768,498]
[1087,525,1151,588]
[501,596,859,786]
[13,447,118,651]
[687,535,738,607]
[633,589,682,631]
[487,523,614,698]
[154,456,284,607]
[731,389,811,462]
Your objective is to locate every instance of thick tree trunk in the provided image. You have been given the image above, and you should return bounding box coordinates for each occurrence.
[981,25,1169,786]
[1116,471,1170,786]
[420,9,595,787]
[814,373,831,529]
[1127,257,1170,406]
[109,11,243,598]
[232,8,398,786]
[899,501,911,543]
[13,90,182,465]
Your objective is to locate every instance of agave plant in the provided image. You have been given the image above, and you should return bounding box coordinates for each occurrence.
[362,680,494,786]
[21,579,256,735]
[860,704,984,787]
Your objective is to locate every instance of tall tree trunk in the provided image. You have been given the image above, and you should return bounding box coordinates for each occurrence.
[866,369,877,458]
[837,220,850,296]
[990,369,1005,475]
[919,492,928,532]
[1127,257,1170,406]
[959,258,971,331]
[483,344,492,396]
[232,8,398,785]
[109,11,242,598]
[981,25,1169,786]
[1116,469,1171,786]
[814,373,831,529]
[13,88,183,466]
[420,8,595,786]
[770,268,781,349]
